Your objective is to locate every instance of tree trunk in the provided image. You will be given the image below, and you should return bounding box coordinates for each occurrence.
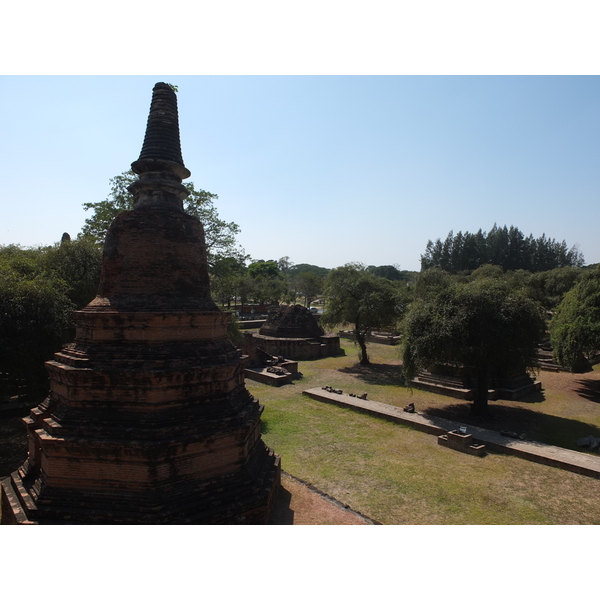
[355,321,370,365]
[471,369,489,416]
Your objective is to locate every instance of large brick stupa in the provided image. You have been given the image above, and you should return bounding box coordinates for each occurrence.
[1,83,280,524]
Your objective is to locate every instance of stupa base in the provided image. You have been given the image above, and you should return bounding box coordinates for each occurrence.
[1,449,280,525]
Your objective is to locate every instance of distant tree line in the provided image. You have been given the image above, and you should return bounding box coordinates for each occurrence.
[421,225,584,274]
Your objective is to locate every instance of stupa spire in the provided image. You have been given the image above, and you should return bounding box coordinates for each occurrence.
[129,82,191,211]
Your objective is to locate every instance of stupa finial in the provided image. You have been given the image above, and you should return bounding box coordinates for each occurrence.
[129,82,191,211]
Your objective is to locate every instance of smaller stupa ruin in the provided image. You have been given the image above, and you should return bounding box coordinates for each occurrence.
[248,304,342,361]
[1,82,280,525]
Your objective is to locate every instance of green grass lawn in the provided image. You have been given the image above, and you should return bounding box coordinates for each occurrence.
[249,338,600,524]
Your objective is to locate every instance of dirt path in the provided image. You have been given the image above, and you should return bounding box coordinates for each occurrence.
[269,472,377,525]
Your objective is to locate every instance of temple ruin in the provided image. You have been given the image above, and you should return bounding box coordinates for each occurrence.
[411,363,541,401]
[1,82,280,524]
[248,304,342,361]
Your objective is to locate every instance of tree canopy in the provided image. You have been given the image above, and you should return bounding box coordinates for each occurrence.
[288,263,330,279]
[550,266,600,372]
[81,170,245,266]
[247,259,281,279]
[0,241,102,395]
[366,264,412,281]
[401,279,546,416]
[421,225,584,273]
[321,263,405,365]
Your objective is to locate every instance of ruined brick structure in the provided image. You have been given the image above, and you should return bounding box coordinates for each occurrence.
[411,362,541,401]
[1,82,280,524]
[250,304,342,361]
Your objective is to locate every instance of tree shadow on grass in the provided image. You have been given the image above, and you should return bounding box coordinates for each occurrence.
[338,363,404,386]
[423,402,600,451]
[574,379,600,403]
[494,389,547,404]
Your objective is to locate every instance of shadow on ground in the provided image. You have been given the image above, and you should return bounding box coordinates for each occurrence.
[498,389,546,404]
[423,401,600,451]
[268,484,294,524]
[575,379,600,403]
[0,414,28,477]
[338,363,404,386]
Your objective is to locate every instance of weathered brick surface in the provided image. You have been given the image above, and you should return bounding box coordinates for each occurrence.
[250,305,342,360]
[1,82,279,525]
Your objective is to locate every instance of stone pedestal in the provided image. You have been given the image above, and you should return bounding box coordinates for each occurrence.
[438,430,486,457]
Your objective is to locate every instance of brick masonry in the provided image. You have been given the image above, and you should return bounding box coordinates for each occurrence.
[1,82,280,524]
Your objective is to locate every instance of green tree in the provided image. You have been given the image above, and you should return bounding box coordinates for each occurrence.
[246,260,285,304]
[251,275,286,305]
[550,266,600,372]
[525,267,582,310]
[234,273,255,309]
[288,263,330,279]
[294,271,323,307]
[366,265,409,281]
[247,259,281,279]
[40,236,103,308]
[401,280,546,416]
[321,263,402,365]
[210,256,247,307]
[81,170,245,265]
[414,267,452,300]
[0,246,75,395]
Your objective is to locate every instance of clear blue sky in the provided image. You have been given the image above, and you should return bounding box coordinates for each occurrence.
[1,75,599,271]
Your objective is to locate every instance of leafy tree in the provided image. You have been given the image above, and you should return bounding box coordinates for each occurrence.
[288,263,330,279]
[81,170,245,265]
[277,256,294,274]
[210,256,247,307]
[0,246,75,395]
[40,236,103,308]
[401,280,546,416]
[246,260,285,304]
[525,267,582,310]
[294,271,323,307]
[251,275,286,305]
[321,263,403,365]
[550,266,600,371]
[234,273,255,309]
[366,265,409,281]
[414,267,452,300]
[469,264,505,282]
[247,259,281,279]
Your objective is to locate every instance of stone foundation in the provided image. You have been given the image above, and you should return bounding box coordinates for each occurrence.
[412,363,541,401]
[251,333,342,361]
[249,304,343,361]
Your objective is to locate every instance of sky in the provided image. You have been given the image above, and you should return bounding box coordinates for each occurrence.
[2,75,598,272]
